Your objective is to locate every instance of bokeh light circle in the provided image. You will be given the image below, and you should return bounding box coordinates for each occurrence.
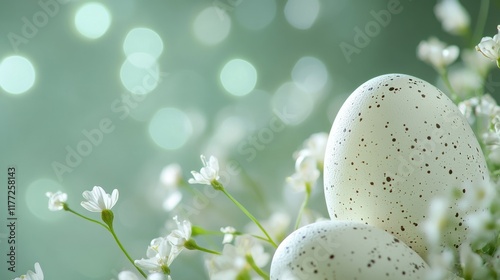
[74,2,111,39]
[123,28,164,66]
[220,59,257,96]
[120,58,159,95]
[292,56,328,94]
[0,55,35,94]
[271,82,313,125]
[193,7,231,45]
[284,0,320,30]
[234,0,277,30]
[148,107,193,150]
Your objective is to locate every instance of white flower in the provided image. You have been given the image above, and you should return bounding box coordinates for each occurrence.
[14,262,43,280]
[447,67,483,98]
[417,37,459,70]
[294,132,328,166]
[220,226,237,244]
[459,244,484,278]
[45,191,67,211]
[434,0,470,35]
[287,155,320,192]
[160,163,183,190]
[188,155,220,185]
[206,235,270,280]
[167,216,192,257]
[462,49,493,77]
[476,25,500,65]
[135,237,176,274]
[80,186,119,212]
[118,271,140,280]
[426,249,456,280]
[422,197,452,246]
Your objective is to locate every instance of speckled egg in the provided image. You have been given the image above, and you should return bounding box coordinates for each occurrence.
[324,74,488,257]
[270,220,429,279]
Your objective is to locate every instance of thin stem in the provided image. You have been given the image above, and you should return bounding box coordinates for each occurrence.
[471,0,490,48]
[66,208,108,230]
[294,184,312,230]
[220,188,278,248]
[439,69,458,103]
[246,255,270,280]
[186,239,222,255]
[108,225,148,278]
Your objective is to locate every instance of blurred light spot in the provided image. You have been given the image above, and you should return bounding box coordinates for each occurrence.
[123,28,163,68]
[149,107,193,150]
[160,163,182,189]
[292,56,328,94]
[284,0,320,30]
[220,59,257,96]
[26,178,66,222]
[235,0,276,30]
[120,58,159,95]
[0,55,35,94]
[193,6,231,45]
[162,190,182,211]
[272,82,313,125]
[74,2,111,39]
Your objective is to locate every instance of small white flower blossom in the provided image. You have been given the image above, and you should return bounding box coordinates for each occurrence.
[160,163,183,190]
[459,244,484,278]
[80,186,119,212]
[458,95,500,136]
[167,216,192,257]
[476,25,500,66]
[434,0,470,35]
[417,37,459,70]
[462,49,493,77]
[448,67,483,98]
[294,132,328,167]
[45,191,67,211]
[14,262,44,280]
[148,273,171,280]
[135,237,176,274]
[118,271,140,280]
[188,155,220,185]
[206,235,270,280]
[287,155,320,192]
[422,197,452,246]
[426,249,456,280]
[220,226,237,244]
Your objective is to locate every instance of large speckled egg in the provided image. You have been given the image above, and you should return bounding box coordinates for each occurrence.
[324,74,488,257]
[270,220,429,279]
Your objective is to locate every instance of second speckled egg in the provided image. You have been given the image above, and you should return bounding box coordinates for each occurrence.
[323,74,488,257]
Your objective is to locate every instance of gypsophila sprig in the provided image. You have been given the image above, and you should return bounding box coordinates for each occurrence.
[135,237,176,275]
[81,186,119,212]
[13,262,43,280]
[188,155,220,186]
[45,191,67,211]
[476,25,500,68]
[417,37,459,70]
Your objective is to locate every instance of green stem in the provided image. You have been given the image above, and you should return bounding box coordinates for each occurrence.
[66,207,108,230]
[219,188,278,248]
[439,69,458,103]
[246,255,270,280]
[185,239,221,255]
[294,184,312,230]
[471,0,490,48]
[108,225,148,278]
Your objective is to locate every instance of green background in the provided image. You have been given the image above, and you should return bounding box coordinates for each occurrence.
[1,0,499,279]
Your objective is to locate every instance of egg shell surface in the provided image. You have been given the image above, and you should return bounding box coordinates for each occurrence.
[323,74,488,257]
[270,220,429,280]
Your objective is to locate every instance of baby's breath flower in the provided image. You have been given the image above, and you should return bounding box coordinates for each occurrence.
[220,226,237,244]
[188,155,220,186]
[167,216,192,257]
[14,262,43,280]
[417,37,459,70]
[287,155,320,192]
[135,237,176,275]
[80,186,119,212]
[476,25,500,67]
[45,191,67,211]
[206,235,269,280]
[294,132,328,167]
[434,0,470,36]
